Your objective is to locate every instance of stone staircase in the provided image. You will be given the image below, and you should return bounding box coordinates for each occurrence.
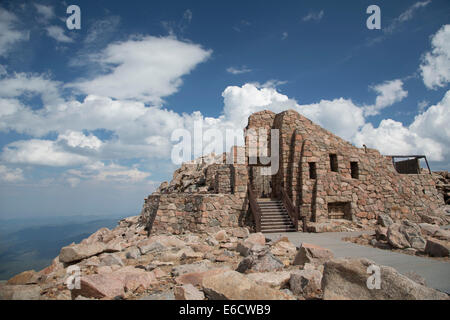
[257,199,296,233]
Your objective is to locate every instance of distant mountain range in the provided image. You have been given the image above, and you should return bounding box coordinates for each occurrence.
[0,215,126,280]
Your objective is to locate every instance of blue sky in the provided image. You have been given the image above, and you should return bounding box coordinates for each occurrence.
[0,0,449,218]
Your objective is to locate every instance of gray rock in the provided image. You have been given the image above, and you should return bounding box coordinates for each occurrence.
[125,247,141,260]
[387,223,410,249]
[236,243,265,257]
[424,239,449,257]
[289,269,323,299]
[138,241,166,255]
[293,243,334,266]
[246,271,291,289]
[377,214,393,227]
[139,291,175,300]
[171,260,213,277]
[419,223,450,241]
[0,284,41,300]
[99,253,124,267]
[404,271,427,286]
[375,226,388,241]
[59,242,106,263]
[174,284,205,300]
[236,250,284,273]
[321,258,448,300]
[401,220,426,251]
[202,270,294,300]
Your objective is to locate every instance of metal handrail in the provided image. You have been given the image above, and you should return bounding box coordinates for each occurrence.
[248,184,262,232]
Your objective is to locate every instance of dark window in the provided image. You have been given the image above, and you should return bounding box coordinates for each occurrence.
[350,162,359,179]
[329,154,338,172]
[309,162,316,179]
[328,202,351,220]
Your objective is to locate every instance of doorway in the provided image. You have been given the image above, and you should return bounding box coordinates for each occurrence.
[249,166,272,198]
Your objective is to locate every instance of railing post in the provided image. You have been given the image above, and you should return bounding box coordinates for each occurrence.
[248,183,262,233]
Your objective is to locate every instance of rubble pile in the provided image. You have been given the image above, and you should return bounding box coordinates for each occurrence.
[0,216,447,300]
[345,211,450,259]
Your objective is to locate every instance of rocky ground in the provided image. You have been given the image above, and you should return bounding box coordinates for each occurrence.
[0,215,448,300]
[344,207,450,261]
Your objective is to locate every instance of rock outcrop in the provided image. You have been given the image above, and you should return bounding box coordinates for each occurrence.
[321,258,448,300]
[1,216,448,300]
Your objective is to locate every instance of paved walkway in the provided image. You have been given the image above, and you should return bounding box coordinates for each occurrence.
[265,231,450,294]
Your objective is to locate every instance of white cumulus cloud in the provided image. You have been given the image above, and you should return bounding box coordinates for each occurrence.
[45,25,73,43]
[420,24,450,89]
[58,130,103,150]
[364,79,408,116]
[70,35,212,104]
[2,139,91,166]
[0,165,24,182]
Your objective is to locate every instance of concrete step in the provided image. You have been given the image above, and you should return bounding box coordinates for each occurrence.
[256,198,296,233]
[262,228,297,233]
[261,223,294,228]
[261,216,291,221]
[261,219,293,223]
[259,205,285,208]
[260,211,288,214]
[258,202,284,206]
[261,219,293,224]
[261,215,291,219]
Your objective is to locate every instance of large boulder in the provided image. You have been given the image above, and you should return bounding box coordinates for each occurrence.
[387,223,410,249]
[125,246,141,259]
[74,274,125,299]
[236,233,266,257]
[401,220,426,251]
[375,226,388,241]
[289,269,323,299]
[377,214,394,227]
[424,239,450,257]
[175,267,231,286]
[172,260,213,277]
[7,270,38,285]
[246,271,291,289]
[321,258,448,300]
[293,243,334,266]
[270,237,297,256]
[81,227,112,245]
[59,242,107,263]
[137,240,167,255]
[99,253,124,267]
[419,223,450,241]
[174,284,205,300]
[73,267,157,299]
[0,284,41,300]
[118,215,140,228]
[236,249,284,273]
[139,291,175,300]
[138,235,185,254]
[202,270,294,300]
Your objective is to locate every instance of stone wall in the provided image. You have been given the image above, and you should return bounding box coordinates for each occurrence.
[141,108,445,234]
[140,193,249,234]
[245,109,444,227]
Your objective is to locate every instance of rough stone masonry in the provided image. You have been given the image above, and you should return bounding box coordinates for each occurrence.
[140,109,446,234]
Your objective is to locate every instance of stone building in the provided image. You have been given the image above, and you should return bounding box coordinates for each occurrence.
[140,109,445,234]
